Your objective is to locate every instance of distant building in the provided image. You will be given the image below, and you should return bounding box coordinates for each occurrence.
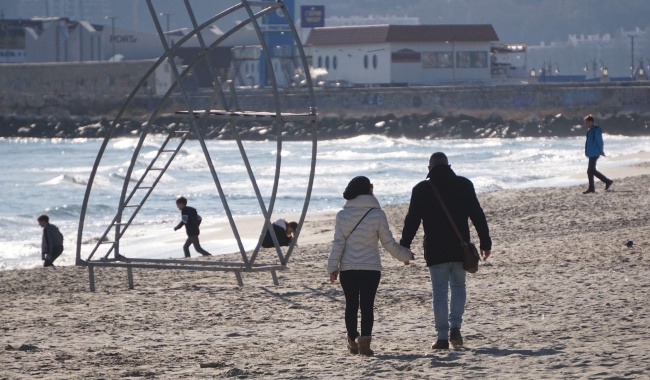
[17,0,110,25]
[0,17,260,64]
[305,24,499,86]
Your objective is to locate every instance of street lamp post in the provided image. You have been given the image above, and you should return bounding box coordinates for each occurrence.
[628,34,635,77]
[633,58,649,80]
[538,61,558,82]
[105,16,117,61]
[584,59,605,79]
[159,12,173,47]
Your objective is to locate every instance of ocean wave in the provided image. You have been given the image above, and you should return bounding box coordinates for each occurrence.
[40,173,89,186]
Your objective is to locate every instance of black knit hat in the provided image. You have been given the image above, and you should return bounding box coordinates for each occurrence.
[343,176,372,200]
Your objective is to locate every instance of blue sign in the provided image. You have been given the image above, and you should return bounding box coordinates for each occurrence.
[262,0,295,25]
[301,6,325,28]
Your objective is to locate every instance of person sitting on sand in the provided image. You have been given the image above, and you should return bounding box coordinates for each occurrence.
[261,219,298,248]
[327,176,413,356]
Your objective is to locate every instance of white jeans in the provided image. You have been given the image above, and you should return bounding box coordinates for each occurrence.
[428,262,466,340]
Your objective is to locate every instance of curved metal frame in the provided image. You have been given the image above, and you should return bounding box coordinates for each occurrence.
[76,0,317,288]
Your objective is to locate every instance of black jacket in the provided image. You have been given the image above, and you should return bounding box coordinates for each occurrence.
[400,166,491,266]
[261,224,292,248]
[175,206,202,236]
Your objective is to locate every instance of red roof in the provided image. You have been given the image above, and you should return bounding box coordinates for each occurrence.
[306,24,499,45]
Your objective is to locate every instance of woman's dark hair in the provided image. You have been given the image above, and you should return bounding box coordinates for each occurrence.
[343,176,372,200]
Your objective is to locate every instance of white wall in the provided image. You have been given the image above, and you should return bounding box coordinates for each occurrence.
[311,43,392,84]
[311,41,492,85]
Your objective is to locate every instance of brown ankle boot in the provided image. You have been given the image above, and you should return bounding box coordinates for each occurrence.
[358,336,374,356]
[347,336,359,354]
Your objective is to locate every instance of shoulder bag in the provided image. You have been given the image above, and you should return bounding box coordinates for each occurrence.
[427,181,480,273]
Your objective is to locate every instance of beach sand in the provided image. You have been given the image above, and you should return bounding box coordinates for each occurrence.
[2,168,650,379]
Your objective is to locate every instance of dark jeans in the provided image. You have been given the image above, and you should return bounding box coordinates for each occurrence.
[339,270,381,339]
[183,235,211,257]
[43,246,63,267]
[587,156,610,190]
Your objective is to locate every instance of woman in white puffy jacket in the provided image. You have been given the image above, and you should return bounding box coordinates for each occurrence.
[327,176,413,356]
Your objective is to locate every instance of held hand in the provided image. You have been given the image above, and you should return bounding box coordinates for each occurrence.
[329,271,339,283]
[601,152,606,157]
[481,249,491,261]
[404,251,415,265]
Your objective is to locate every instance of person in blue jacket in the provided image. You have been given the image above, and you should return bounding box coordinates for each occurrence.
[583,115,613,194]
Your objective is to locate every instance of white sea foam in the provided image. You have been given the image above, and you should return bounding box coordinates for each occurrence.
[2,135,650,270]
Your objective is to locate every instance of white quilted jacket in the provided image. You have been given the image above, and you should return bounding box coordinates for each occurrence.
[327,194,412,273]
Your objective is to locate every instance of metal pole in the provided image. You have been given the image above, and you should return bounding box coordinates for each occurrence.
[159,13,172,47]
[106,16,117,60]
[628,34,635,77]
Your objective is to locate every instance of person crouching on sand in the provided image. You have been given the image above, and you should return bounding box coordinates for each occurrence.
[327,176,414,356]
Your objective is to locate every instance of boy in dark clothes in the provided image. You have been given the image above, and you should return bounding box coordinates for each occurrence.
[173,197,212,258]
[38,215,64,267]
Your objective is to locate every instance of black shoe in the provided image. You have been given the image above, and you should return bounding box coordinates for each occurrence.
[582,189,595,194]
[605,180,613,191]
[431,339,449,350]
[202,253,212,257]
[449,328,463,348]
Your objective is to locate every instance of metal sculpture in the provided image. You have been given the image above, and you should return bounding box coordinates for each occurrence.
[76,0,317,290]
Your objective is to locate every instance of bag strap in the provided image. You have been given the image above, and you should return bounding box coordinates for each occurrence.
[344,208,375,240]
[427,180,468,248]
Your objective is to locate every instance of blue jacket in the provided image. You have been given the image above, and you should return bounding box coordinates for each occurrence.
[585,125,604,157]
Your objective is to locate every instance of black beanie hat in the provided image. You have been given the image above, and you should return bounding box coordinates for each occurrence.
[343,176,372,200]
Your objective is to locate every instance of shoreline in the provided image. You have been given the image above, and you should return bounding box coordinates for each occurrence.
[2,166,650,378]
[3,150,649,271]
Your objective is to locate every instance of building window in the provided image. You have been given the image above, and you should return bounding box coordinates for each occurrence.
[422,52,453,68]
[325,56,330,70]
[373,54,378,69]
[364,55,368,69]
[333,55,337,70]
[456,51,488,68]
[317,56,323,68]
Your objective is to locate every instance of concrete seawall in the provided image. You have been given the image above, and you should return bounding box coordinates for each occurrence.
[1,60,649,139]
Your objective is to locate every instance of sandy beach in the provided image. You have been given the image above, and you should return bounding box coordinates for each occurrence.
[2,164,650,379]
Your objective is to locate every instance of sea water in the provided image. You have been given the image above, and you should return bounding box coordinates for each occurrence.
[1,134,648,270]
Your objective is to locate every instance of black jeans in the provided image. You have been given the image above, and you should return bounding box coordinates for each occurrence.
[43,246,63,267]
[587,156,610,190]
[183,235,211,257]
[339,270,381,339]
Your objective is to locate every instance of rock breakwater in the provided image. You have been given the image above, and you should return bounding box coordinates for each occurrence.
[1,111,649,140]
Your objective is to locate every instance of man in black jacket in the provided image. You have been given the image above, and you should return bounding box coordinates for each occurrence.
[174,197,212,258]
[400,152,492,350]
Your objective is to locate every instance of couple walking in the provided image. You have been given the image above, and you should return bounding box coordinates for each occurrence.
[327,152,492,355]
